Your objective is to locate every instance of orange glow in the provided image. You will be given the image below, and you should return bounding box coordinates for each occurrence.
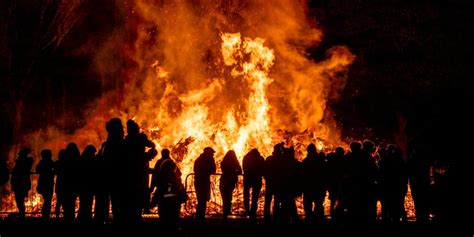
[3,0,421,219]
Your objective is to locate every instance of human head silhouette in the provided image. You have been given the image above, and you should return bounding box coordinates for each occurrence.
[335,147,345,157]
[204,147,215,156]
[127,119,140,136]
[41,149,52,160]
[82,145,97,158]
[19,148,31,158]
[106,118,124,139]
[350,141,362,153]
[307,143,317,155]
[161,149,170,159]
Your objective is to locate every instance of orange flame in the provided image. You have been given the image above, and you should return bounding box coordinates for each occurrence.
[9,0,370,218]
[0,1,420,221]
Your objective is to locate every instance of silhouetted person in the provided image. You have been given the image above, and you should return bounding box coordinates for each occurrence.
[277,146,301,224]
[264,143,283,221]
[95,118,125,224]
[151,149,173,201]
[63,143,81,223]
[36,149,55,221]
[340,141,377,223]
[361,140,378,223]
[220,150,242,219]
[327,147,345,220]
[342,141,363,223]
[302,143,327,222]
[379,145,408,223]
[408,140,431,223]
[11,148,33,219]
[0,155,9,210]
[193,147,216,220]
[334,145,359,223]
[151,149,186,231]
[151,149,177,208]
[124,119,155,223]
[54,149,66,219]
[78,145,97,224]
[242,148,264,217]
[93,146,107,224]
[326,151,336,211]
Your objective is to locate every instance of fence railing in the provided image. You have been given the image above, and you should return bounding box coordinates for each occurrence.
[1,173,416,220]
[183,173,327,217]
[183,173,257,217]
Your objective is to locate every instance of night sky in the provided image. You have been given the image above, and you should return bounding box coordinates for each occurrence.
[1,0,473,160]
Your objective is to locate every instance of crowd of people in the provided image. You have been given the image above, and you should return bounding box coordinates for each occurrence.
[0,118,454,227]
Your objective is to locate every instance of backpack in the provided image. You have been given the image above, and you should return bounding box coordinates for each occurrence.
[152,159,188,205]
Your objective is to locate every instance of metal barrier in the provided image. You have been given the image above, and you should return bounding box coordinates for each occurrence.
[1,173,417,220]
[183,173,300,217]
[184,173,249,216]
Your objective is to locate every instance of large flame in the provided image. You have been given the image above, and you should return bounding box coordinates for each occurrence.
[136,30,290,177]
[6,0,365,216]
[0,0,419,220]
[18,0,354,156]
[120,0,354,174]
[17,0,355,167]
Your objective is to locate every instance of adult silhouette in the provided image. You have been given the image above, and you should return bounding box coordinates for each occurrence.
[379,145,408,223]
[344,141,363,222]
[302,143,327,223]
[36,149,55,221]
[193,147,216,220]
[96,118,125,224]
[11,148,33,219]
[62,143,81,223]
[78,145,97,224]
[277,146,301,224]
[264,143,283,221]
[328,147,345,220]
[242,148,264,217]
[124,119,155,223]
[361,140,378,223]
[151,149,180,207]
[54,149,66,219]
[220,150,242,219]
[151,149,185,230]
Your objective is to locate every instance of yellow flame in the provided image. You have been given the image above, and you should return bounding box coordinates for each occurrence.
[12,0,368,217]
[143,33,278,177]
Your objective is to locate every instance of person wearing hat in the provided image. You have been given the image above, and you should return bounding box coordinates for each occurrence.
[193,147,216,220]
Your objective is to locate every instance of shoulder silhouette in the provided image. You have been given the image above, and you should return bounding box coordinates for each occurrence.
[193,147,216,220]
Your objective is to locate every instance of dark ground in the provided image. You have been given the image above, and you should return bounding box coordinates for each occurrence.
[0,217,469,237]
